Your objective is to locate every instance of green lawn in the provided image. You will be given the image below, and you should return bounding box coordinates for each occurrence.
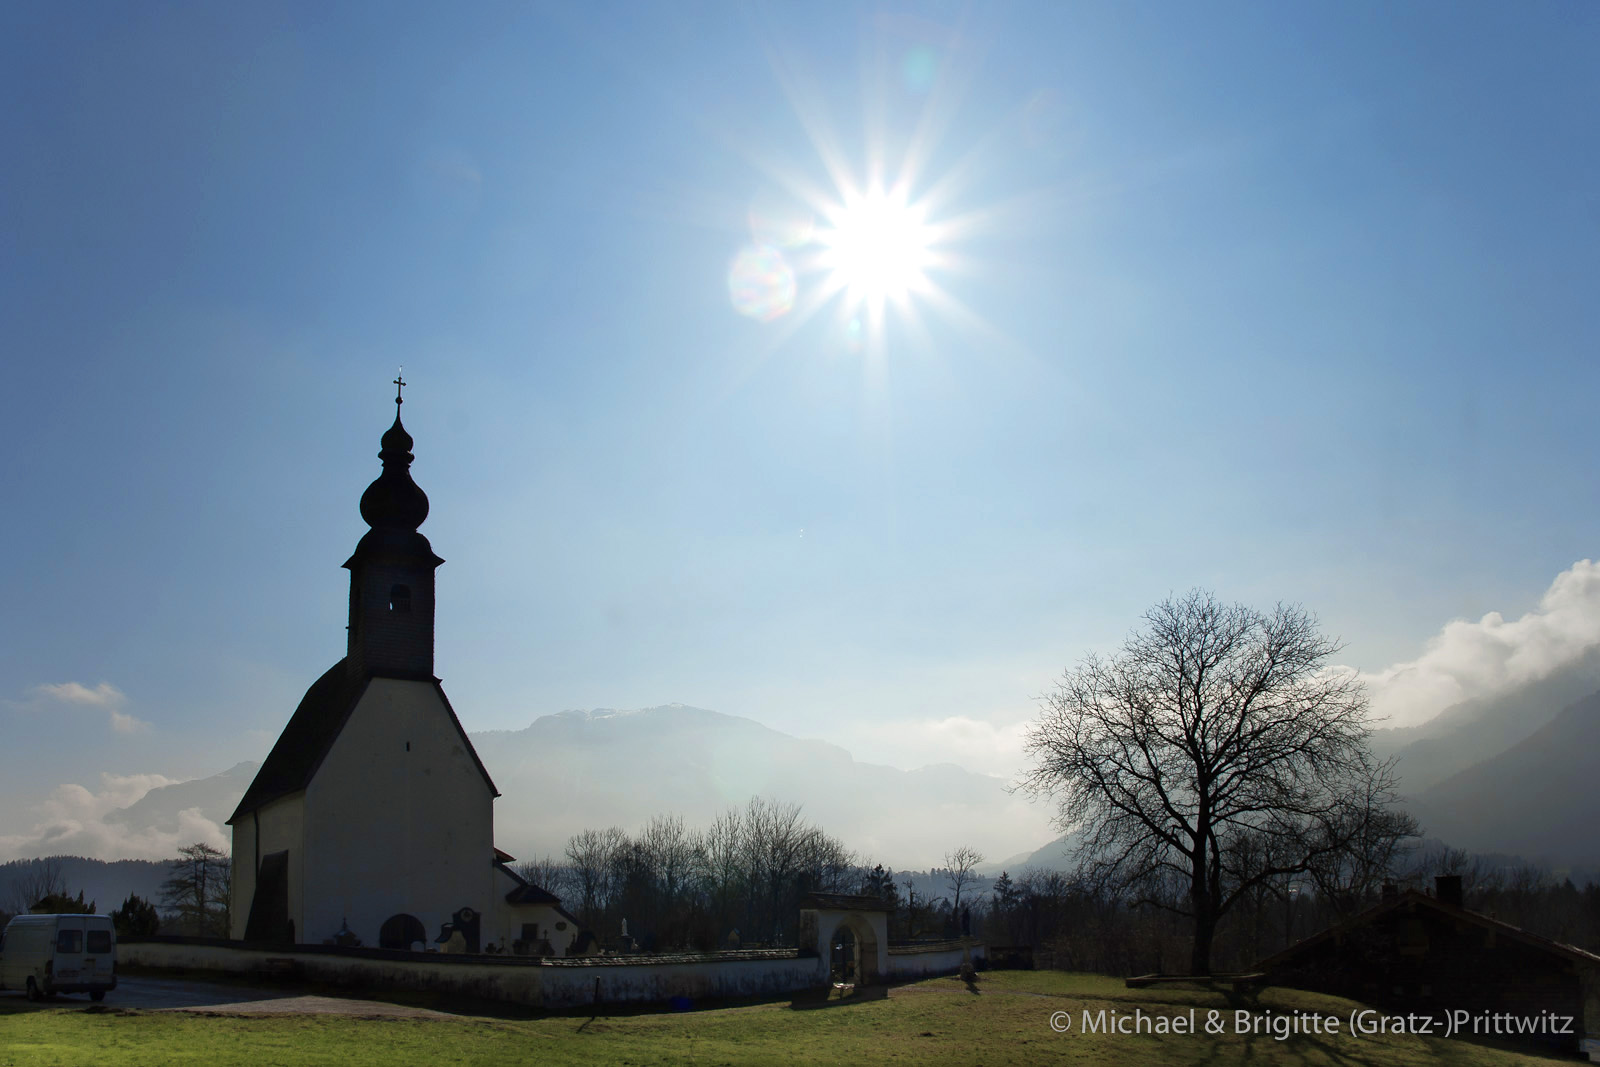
[0,971,1575,1066]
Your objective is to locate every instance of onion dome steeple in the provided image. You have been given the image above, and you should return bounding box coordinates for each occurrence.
[359,376,430,531]
[343,372,444,679]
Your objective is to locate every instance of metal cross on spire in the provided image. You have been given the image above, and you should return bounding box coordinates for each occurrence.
[393,368,406,409]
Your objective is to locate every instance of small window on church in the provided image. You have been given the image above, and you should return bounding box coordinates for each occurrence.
[389,584,411,612]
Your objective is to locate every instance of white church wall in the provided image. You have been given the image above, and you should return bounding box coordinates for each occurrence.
[302,677,496,948]
[230,820,254,941]
[229,793,307,940]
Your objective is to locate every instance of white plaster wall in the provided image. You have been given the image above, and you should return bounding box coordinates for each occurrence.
[302,678,496,948]
[887,940,987,979]
[229,819,254,940]
[120,942,824,1008]
[538,955,823,1008]
[230,793,307,940]
[491,904,578,956]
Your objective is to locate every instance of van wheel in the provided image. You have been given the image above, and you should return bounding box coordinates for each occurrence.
[25,977,40,1002]
[90,990,106,1003]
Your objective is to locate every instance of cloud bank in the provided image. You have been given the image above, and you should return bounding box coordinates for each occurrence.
[1360,559,1600,729]
[22,681,149,734]
[838,713,1034,777]
[0,773,228,864]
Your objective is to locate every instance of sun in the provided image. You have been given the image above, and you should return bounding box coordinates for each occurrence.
[817,185,934,306]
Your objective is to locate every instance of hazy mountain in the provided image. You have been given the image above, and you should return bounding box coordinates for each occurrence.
[474,704,1053,869]
[104,762,259,832]
[13,706,1048,872]
[1012,834,1079,873]
[1407,690,1600,870]
[1371,652,1600,795]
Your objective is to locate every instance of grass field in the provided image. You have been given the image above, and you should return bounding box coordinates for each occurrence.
[0,971,1576,1066]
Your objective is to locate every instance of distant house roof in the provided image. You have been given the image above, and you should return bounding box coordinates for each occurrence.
[229,659,498,824]
[505,883,563,906]
[799,892,896,913]
[496,858,579,924]
[1259,888,1600,972]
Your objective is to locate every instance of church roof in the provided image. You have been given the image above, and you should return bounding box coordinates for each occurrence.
[228,659,499,823]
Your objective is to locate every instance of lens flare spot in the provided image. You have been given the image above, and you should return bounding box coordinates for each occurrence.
[728,245,797,322]
[902,46,938,94]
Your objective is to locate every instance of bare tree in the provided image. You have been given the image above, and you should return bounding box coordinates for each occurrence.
[641,814,694,907]
[1022,590,1401,974]
[513,855,574,900]
[694,808,745,927]
[742,797,807,943]
[7,858,66,915]
[1303,768,1421,916]
[565,826,626,927]
[944,846,985,916]
[161,843,230,936]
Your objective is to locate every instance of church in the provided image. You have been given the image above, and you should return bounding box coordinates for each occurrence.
[228,384,576,955]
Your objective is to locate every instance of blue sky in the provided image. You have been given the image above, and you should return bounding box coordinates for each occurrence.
[2,2,1598,832]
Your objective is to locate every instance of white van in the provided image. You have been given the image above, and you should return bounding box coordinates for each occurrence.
[0,914,118,1001]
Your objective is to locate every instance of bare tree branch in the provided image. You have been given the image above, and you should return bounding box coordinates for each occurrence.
[1021,590,1413,974]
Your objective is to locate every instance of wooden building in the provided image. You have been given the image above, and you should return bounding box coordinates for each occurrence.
[1260,876,1600,1058]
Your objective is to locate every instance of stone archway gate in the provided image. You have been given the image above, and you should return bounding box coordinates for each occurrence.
[797,892,893,985]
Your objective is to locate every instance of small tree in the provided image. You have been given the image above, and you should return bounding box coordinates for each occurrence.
[991,870,1021,941]
[1022,590,1403,975]
[162,842,231,936]
[944,846,985,916]
[111,893,162,937]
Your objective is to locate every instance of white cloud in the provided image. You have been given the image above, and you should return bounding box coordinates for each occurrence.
[18,681,150,733]
[32,681,124,708]
[0,772,227,864]
[839,712,1034,777]
[1358,559,1600,729]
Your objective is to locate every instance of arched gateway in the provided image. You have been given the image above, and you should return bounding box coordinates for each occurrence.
[379,913,426,950]
[797,893,891,985]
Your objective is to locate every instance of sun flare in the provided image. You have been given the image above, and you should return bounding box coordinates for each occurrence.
[818,186,933,305]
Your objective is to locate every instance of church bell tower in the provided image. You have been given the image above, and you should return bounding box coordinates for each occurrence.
[343,375,443,679]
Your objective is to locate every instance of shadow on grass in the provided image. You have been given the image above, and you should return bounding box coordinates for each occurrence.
[787,984,887,1011]
[0,990,110,1016]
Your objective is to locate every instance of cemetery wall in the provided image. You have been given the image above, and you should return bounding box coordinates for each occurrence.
[119,935,987,1007]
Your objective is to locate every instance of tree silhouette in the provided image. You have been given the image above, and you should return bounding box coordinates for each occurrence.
[1023,590,1404,974]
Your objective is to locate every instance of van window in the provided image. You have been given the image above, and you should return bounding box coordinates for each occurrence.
[87,930,111,954]
[57,929,83,953]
